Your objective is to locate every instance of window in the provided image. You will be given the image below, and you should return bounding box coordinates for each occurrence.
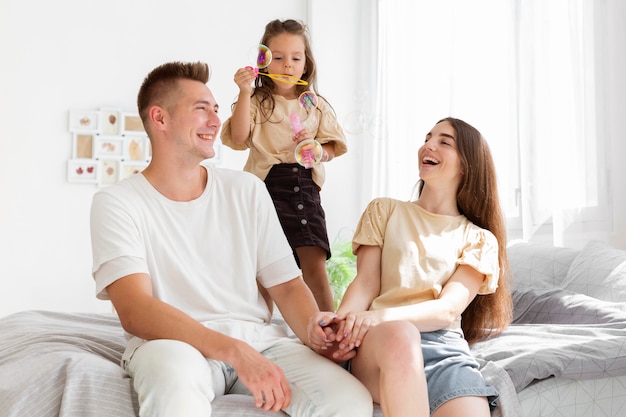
[365,0,610,246]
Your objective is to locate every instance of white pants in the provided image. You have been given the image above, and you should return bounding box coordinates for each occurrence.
[126,338,373,417]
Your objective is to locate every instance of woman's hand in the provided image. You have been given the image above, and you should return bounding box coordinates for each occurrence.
[334,310,381,354]
[306,314,357,363]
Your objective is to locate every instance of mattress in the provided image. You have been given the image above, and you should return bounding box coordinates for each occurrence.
[518,375,626,417]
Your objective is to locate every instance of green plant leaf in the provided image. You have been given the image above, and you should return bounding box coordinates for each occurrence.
[326,235,357,309]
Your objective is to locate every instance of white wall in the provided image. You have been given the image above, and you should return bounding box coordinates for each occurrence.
[0,0,363,317]
[605,0,626,249]
[1,0,623,318]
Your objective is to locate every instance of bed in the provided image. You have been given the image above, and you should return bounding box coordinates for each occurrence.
[0,310,299,417]
[1,240,625,416]
[472,240,626,416]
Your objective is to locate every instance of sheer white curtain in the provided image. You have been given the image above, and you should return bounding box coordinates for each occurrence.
[364,0,611,247]
[516,0,611,247]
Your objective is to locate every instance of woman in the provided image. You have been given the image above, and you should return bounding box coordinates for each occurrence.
[330,118,512,416]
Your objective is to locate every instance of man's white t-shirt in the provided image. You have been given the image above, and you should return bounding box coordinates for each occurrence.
[90,164,302,357]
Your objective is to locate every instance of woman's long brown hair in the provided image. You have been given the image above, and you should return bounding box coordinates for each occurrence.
[418,117,513,344]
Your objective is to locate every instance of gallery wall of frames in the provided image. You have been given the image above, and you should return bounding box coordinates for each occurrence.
[67,108,222,186]
[67,108,151,186]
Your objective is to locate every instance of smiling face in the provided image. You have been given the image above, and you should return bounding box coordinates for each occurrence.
[418,120,464,187]
[264,33,307,97]
[167,78,221,161]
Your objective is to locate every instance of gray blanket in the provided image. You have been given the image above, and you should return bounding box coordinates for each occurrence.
[0,310,378,417]
[472,287,626,392]
[3,294,623,417]
[0,311,139,417]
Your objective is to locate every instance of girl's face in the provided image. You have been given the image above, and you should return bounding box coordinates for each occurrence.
[265,33,307,97]
[418,121,464,187]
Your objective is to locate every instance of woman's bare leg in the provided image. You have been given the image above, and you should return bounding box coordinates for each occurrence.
[351,321,429,417]
[432,395,491,417]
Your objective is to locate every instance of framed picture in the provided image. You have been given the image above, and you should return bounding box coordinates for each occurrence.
[97,159,119,186]
[119,161,148,180]
[94,135,124,159]
[120,112,145,135]
[100,108,121,135]
[66,108,156,186]
[72,133,95,159]
[68,110,100,133]
[67,159,98,183]
[123,136,148,161]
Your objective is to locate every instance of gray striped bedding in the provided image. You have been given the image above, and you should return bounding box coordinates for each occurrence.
[0,310,382,417]
[0,310,519,416]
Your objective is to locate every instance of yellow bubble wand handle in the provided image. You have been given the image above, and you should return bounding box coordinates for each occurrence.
[245,66,308,86]
[246,45,308,86]
[258,72,308,86]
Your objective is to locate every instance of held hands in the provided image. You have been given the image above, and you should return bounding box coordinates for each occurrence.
[307,312,378,362]
[306,312,338,352]
[307,313,355,363]
[332,311,380,358]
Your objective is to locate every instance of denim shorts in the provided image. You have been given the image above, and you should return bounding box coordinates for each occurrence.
[422,330,499,413]
[341,329,499,413]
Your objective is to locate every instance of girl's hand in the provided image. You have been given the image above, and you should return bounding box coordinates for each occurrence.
[233,67,256,94]
[292,129,314,144]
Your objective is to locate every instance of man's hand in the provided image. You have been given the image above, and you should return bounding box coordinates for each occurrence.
[107,274,292,411]
[228,341,291,412]
[306,312,337,351]
[270,280,358,363]
[307,314,358,363]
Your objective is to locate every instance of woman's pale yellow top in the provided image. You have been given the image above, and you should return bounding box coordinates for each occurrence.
[220,94,347,189]
[353,198,500,330]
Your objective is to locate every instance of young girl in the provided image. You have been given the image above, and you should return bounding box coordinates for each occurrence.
[312,118,513,416]
[221,19,346,311]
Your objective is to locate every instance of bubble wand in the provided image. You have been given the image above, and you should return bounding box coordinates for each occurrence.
[246,44,308,86]
[292,91,322,168]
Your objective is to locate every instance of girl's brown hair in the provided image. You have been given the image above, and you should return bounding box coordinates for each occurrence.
[246,19,322,124]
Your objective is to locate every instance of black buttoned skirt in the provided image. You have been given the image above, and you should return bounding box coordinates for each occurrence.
[264,163,331,266]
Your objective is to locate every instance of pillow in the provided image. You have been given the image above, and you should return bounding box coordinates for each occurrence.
[507,241,579,291]
[512,286,626,324]
[563,240,626,302]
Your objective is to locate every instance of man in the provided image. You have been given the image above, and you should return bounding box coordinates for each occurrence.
[90,61,371,417]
